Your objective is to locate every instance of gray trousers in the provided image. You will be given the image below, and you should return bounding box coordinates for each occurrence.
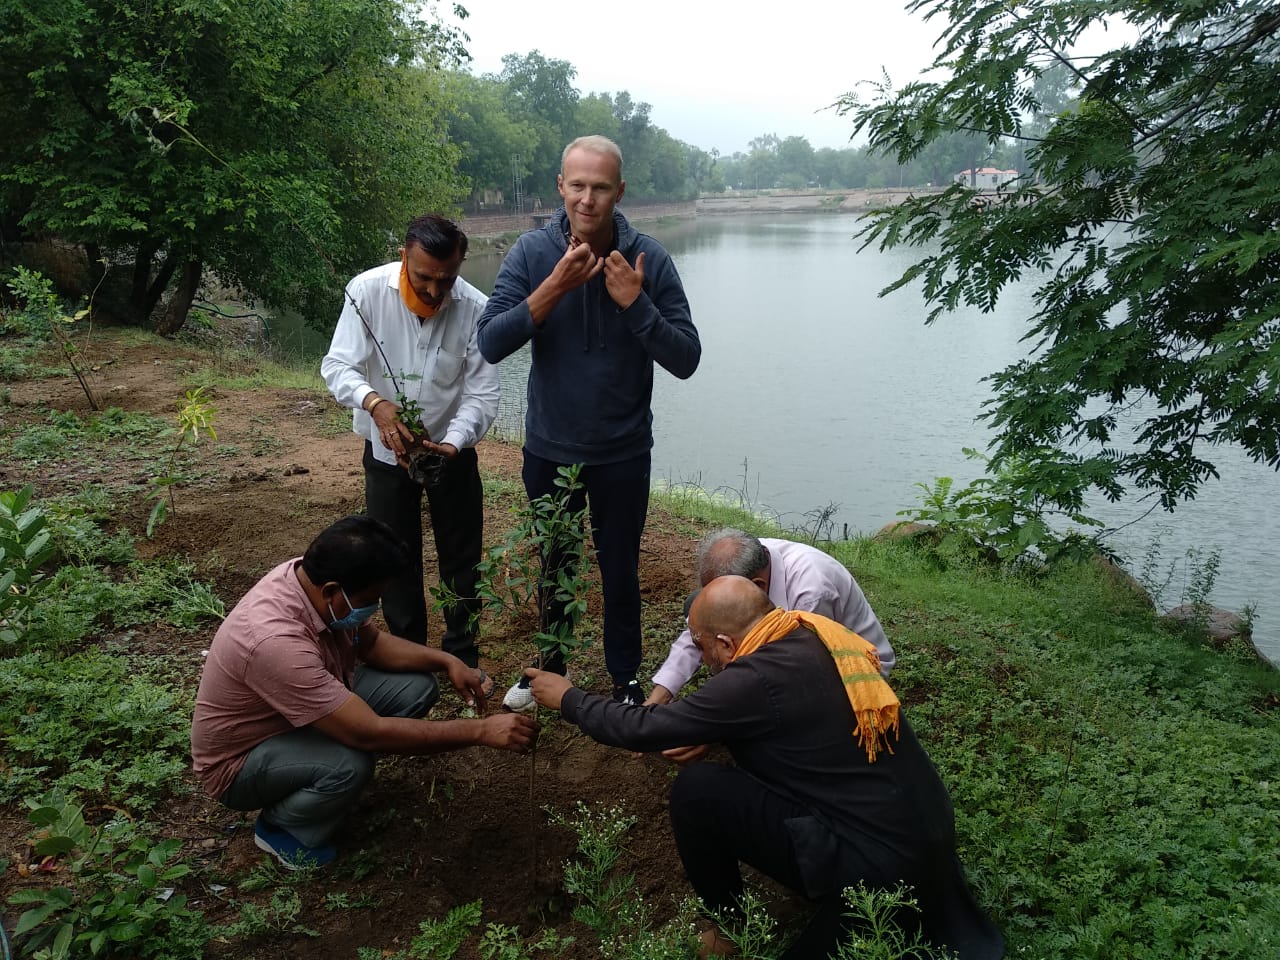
[219,667,438,847]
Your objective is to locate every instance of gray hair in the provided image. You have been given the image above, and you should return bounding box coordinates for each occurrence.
[562,135,624,175]
[697,528,769,583]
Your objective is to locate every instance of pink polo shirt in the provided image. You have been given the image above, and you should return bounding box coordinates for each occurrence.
[191,559,356,798]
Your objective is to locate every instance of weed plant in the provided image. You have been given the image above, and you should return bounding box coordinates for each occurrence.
[895,448,1104,569]
[478,922,575,959]
[353,899,482,959]
[8,790,207,960]
[831,883,952,960]
[0,489,220,811]
[215,888,319,940]
[551,801,639,940]
[10,407,170,469]
[0,650,193,809]
[0,485,56,644]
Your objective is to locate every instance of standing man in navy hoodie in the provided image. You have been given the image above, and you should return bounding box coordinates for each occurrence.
[478,135,700,709]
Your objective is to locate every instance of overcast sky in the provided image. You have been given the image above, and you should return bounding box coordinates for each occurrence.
[442,2,946,156]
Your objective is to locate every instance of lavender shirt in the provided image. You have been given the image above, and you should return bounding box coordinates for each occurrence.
[651,538,896,695]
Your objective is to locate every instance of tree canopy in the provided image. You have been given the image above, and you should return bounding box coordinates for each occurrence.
[1,0,466,332]
[448,52,720,206]
[843,0,1280,512]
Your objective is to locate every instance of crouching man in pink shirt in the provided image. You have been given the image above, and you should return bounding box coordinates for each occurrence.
[191,515,536,870]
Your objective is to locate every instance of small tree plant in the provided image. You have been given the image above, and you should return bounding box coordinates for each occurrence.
[437,462,594,678]
[5,267,100,411]
[146,387,217,536]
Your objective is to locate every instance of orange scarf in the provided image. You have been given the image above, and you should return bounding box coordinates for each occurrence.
[733,607,900,762]
[399,251,437,319]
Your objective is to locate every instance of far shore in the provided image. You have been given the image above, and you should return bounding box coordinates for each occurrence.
[458,188,942,241]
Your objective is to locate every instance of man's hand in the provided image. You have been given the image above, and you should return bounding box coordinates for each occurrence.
[478,712,538,751]
[525,668,573,712]
[660,743,708,766]
[528,242,604,327]
[642,684,673,707]
[603,250,645,310]
[445,659,489,710]
[421,441,458,459]
[551,242,604,293]
[370,400,414,458]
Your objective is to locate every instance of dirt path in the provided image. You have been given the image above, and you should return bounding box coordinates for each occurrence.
[0,329,714,958]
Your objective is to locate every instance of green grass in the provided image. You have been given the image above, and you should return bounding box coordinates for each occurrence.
[650,479,782,540]
[1,336,1276,959]
[183,350,325,392]
[828,537,1280,959]
[480,472,524,506]
[10,407,171,463]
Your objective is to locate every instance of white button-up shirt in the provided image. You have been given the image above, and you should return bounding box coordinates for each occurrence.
[321,261,499,466]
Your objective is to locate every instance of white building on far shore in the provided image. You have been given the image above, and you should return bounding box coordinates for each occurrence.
[954,167,1019,188]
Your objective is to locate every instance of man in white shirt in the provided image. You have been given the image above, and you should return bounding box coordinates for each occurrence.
[322,215,498,670]
[646,528,896,705]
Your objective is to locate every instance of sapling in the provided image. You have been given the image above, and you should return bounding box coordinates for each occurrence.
[146,387,217,536]
[436,462,594,683]
[437,463,593,882]
[5,267,100,411]
[390,372,447,488]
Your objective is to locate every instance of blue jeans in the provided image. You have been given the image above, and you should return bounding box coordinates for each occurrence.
[218,667,438,847]
[521,448,651,685]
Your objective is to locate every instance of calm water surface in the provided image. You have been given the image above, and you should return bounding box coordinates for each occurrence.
[442,214,1279,664]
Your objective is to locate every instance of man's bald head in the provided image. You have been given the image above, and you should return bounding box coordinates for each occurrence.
[691,575,775,643]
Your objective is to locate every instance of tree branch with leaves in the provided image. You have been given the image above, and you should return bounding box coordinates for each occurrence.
[841,0,1280,514]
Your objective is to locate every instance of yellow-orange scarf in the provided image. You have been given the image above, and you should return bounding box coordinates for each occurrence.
[733,607,899,762]
[399,251,437,319]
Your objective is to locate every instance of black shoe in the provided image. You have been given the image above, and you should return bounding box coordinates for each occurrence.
[611,680,645,706]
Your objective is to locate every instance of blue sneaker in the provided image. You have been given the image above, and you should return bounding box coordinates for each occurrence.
[253,817,336,871]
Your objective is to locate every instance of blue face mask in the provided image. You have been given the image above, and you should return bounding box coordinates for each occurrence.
[327,587,379,635]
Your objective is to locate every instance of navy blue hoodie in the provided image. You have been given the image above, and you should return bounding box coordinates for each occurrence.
[477,208,700,464]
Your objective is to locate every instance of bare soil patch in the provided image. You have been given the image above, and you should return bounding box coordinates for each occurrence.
[1,329,714,958]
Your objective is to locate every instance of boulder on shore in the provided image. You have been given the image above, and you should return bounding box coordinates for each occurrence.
[1161,604,1273,665]
[1163,604,1250,643]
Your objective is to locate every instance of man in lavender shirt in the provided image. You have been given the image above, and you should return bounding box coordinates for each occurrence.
[645,528,896,706]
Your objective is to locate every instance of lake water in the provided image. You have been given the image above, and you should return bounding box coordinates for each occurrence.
[321,213,1280,665]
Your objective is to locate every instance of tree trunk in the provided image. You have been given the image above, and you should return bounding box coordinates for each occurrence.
[84,243,104,284]
[130,239,162,321]
[143,252,178,321]
[155,258,202,336]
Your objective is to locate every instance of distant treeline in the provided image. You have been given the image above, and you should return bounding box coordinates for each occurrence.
[448,52,1021,209]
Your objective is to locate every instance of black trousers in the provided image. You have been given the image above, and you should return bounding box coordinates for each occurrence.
[669,763,902,960]
[363,442,483,666]
[521,448,650,685]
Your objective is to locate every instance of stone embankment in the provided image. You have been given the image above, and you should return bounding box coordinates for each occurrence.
[697,189,923,214]
[458,191,941,239]
[459,201,696,240]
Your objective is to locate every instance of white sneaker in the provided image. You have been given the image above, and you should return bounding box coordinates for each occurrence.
[502,680,537,714]
[502,667,569,714]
